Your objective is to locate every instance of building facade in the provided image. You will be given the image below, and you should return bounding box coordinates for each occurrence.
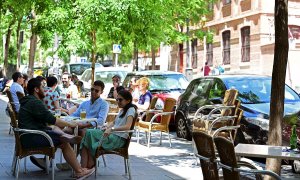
[169,0,300,91]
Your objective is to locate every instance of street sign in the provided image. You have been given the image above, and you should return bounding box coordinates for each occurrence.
[113,44,122,54]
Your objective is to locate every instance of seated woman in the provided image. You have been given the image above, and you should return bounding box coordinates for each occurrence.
[133,77,152,110]
[43,76,69,114]
[80,90,137,168]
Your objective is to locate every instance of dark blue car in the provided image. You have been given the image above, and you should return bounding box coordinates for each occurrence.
[175,74,300,145]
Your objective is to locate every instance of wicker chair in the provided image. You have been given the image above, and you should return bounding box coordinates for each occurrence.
[193,89,240,136]
[16,91,25,100]
[214,136,281,180]
[94,113,138,180]
[193,131,219,180]
[137,98,176,147]
[105,98,119,123]
[6,89,18,134]
[7,103,56,180]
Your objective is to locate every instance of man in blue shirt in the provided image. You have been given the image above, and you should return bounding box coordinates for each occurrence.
[70,80,109,134]
[10,72,25,112]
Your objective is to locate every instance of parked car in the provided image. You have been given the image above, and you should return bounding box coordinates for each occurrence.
[175,74,300,146]
[60,62,103,78]
[80,67,128,98]
[123,70,189,125]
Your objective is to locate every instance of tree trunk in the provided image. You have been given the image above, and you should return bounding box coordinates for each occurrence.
[151,46,156,70]
[133,41,138,71]
[16,17,22,71]
[28,11,37,78]
[3,19,16,77]
[91,30,96,85]
[265,0,288,179]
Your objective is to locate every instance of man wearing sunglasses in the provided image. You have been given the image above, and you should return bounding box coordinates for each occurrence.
[10,72,25,112]
[70,80,109,134]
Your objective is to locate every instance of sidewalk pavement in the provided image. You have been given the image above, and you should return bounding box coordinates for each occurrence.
[1,94,300,180]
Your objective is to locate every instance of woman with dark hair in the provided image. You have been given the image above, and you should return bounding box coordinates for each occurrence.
[80,90,137,168]
[22,74,29,95]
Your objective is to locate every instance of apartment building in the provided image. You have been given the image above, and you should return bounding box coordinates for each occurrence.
[169,0,300,91]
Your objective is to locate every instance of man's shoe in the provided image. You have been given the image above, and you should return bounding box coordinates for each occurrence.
[56,162,72,171]
[30,156,46,171]
[60,135,82,144]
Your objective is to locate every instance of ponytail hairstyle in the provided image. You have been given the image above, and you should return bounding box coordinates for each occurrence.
[118,90,137,118]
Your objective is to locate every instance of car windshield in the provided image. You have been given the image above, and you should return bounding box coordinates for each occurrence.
[147,74,189,91]
[224,78,300,104]
[70,64,101,75]
[95,71,127,84]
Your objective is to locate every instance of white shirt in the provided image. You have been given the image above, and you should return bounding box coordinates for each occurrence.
[10,82,24,112]
[59,82,79,99]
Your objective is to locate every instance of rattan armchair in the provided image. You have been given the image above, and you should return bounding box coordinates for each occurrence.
[16,91,25,100]
[192,131,219,180]
[7,103,56,180]
[136,98,176,147]
[105,98,119,123]
[214,136,281,180]
[6,89,18,134]
[94,114,138,180]
[193,88,240,134]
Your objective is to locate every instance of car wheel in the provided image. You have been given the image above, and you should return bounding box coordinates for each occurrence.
[176,114,192,140]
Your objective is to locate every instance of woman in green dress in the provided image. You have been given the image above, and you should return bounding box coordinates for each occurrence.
[80,90,137,168]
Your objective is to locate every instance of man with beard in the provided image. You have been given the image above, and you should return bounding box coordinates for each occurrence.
[60,73,78,99]
[19,78,96,178]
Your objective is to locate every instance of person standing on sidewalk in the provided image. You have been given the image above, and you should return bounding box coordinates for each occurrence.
[201,62,211,76]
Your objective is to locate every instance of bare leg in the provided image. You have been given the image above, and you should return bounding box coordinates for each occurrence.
[60,143,82,173]
[80,147,89,168]
[87,148,95,169]
[80,146,95,169]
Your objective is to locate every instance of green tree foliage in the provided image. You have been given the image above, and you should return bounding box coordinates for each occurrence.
[1,0,214,77]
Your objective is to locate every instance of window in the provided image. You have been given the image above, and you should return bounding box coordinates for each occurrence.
[191,39,198,68]
[222,31,231,65]
[192,79,211,96]
[289,25,300,39]
[209,80,226,99]
[206,43,213,66]
[241,26,250,62]
[223,0,231,4]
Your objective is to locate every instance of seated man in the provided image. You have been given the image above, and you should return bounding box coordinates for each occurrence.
[70,80,109,135]
[60,73,79,99]
[10,72,25,112]
[19,78,95,178]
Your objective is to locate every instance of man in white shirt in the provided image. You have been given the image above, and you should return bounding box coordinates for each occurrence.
[10,72,25,112]
[60,73,79,99]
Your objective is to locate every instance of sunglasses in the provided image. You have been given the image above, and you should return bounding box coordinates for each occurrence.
[91,88,100,93]
[116,98,124,102]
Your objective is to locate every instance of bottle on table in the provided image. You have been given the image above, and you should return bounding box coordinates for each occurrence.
[290,125,298,149]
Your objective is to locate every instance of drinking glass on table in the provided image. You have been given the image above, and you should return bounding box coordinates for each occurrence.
[80,108,87,120]
[55,109,61,118]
